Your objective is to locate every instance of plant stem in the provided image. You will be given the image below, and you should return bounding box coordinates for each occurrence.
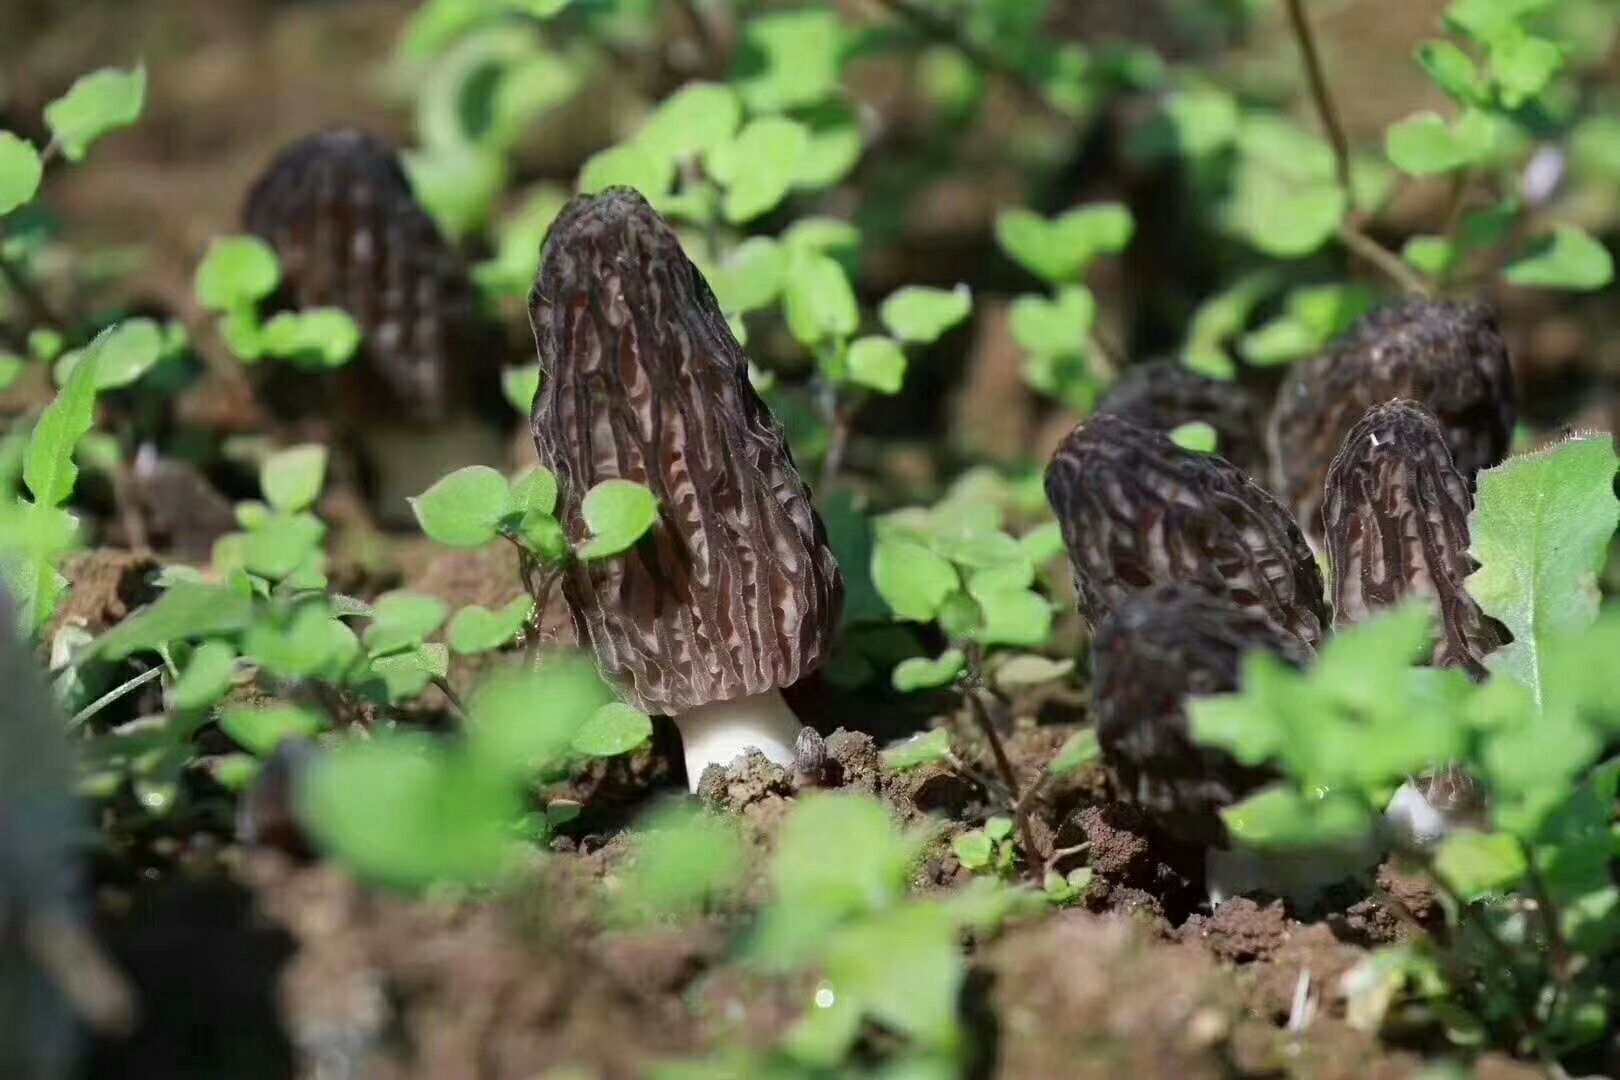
[961,649,1043,882]
[430,675,467,720]
[1338,223,1431,296]
[68,665,165,730]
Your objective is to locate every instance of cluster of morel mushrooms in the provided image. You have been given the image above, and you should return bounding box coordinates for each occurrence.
[242,130,1519,889]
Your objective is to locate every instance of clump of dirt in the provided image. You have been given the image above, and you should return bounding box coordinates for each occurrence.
[697,749,796,818]
[1063,802,1202,924]
[48,549,161,639]
[1183,896,1290,963]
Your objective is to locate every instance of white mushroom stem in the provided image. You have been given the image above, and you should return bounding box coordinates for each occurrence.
[674,689,803,792]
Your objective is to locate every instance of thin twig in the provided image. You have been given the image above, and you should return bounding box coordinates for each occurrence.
[430,675,467,720]
[961,668,1042,883]
[1338,223,1431,297]
[68,665,164,730]
[820,395,859,489]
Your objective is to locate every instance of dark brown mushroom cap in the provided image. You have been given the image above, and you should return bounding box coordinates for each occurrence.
[1323,399,1506,678]
[529,188,843,715]
[243,127,490,422]
[1269,299,1515,547]
[1094,359,1269,480]
[1092,583,1312,847]
[1044,413,1328,649]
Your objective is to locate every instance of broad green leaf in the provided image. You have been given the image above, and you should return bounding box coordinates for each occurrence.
[1222,786,1374,849]
[1048,729,1100,778]
[0,132,42,216]
[709,237,787,314]
[44,65,146,161]
[709,117,810,223]
[259,309,361,367]
[1402,235,1458,277]
[0,355,21,392]
[1386,111,1493,175]
[1434,831,1527,900]
[25,325,108,508]
[405,143,506,239]
[1232,179,1346,257]
[1169,421,1217,453]
[783,252,858,346]
[368,642,450,702]
[733,8,843,113]
[1486,27,1562,108]
[994,654,1073,689]
[794,101,863,190]
[953,830,993,870]
[447,596,534,654]
[502,364,541,414]
[1417,40,1482,103]
[1009,286,1095,358]
[996,205,1134,284]
[465,653,616,777]
[299,732,525,889]
[572,701,652,757]
[245,604,349,679]
[1467,436,1619,710]
[1503,227,1614,291]
[892,648,965,693]
[881,728,952,771]
[509,466,558,518]
[578,142,674,198]
[364,591,449,655]
[879,284,972,345]
[261,444,328,513]
[1445,0,1556,42]
[95,582,254,659]
[410,466,512,547]
[614,803,745,920]
[845,336,907,395]
[195,236,281,312]
[872,536,958,622]
[220,704,326,757]
[67,317,165,390]
[637,81,741,161]
[578,479,658,559]
[173,641,238,711]
[1572,116,1620,181]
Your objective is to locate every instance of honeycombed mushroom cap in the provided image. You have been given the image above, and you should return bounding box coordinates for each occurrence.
[243,127,488,422]
[1323,398,1506,677]
[1269,299,1516,546]
[529,188,843,715]
[1093,583,1311,847]
[1045,413,1327,650]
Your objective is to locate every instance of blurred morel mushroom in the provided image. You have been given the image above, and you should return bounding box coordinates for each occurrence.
[1044,413,1327,649]
[1323,399,1506,678]
[1269,300,1515,547]
[530,188,843,790]
[1093,359,1269,480]
[1092,584,1312,848]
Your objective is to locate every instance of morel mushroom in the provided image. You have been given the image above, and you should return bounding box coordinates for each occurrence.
[530,188,843,790]
[1093,359,1270,480]
[1092,584,1312,847]
[243,127,493,423]
[1045,414,1328,649]
[1323,399,1506,677]
[1269,300,1515,547]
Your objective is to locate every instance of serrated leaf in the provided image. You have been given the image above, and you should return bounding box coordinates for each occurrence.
[0,132,43,216]
[578,479,658,559]
[261,444,328,513]
[1467,436,1619,711]
[1503,227,1614,291]
[879,284,972,345]
[44,65,146,161]
[411,466,512,548]
[25,325,107,509]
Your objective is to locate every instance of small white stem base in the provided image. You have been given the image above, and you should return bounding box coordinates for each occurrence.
[674,689,803,793]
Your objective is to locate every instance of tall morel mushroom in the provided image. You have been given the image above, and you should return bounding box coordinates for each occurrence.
[1092,584,1312,848]
[530,188,843,790]
[1045,413,1328,649]
[244,128,493,422]
[1323,399,1506,678]
[1269,299,1515,547]
[1093,359,1270,480]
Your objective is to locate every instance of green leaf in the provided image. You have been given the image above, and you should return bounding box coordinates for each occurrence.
[173,641,237,711]
[994,654,1073,689]
[0,132,43,216]
[614,803,745,921]
[892,648,965,693]
[1233,180,1346,257]
[1417,40,1483,103]
[219,704,326,757]
[794,102,863,190]
[1434,831,1528,900]
[1445,0,1555,42]
[1386,111,1494,175]
[572,701,652,757]
[1572,116,1620,182]
[447,596,535,654]
[43,65,146,161]
[845,336,907,395]
[465,654,616,778]
[709,237,787,314]
[783,252,859,346]
[501,364,541,414]
[25,325,108,509]
[195,236,281,312]
[1048,729,1100,778]
[1009,286,1095,358]
[879,284,972,345]
[881,728,952,772]
[368,642,449,702]
[95,582,254,659]
[1486,27,1562,108]
[732,8,843,113]
[364,591,449,655]
[299,732,525,889]
[0,355,21,392]
[259,309,361,367]
[410,465,512,547]
[1402,235,1458,277]
[953,829,993,870]
[71,317,165,390]
[1467,436,1619,710]
[578,479,658,559]
[996,204,1134,284]
[872,536,958,622]
[1222,786,1374,849]
[509,466,558,518]
[637,81,741,161]
[577,142,674,198]
[260,444,328,514]
[1503,227,1614,291]
[1169,421,1217,453]
[709,117,810,224]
